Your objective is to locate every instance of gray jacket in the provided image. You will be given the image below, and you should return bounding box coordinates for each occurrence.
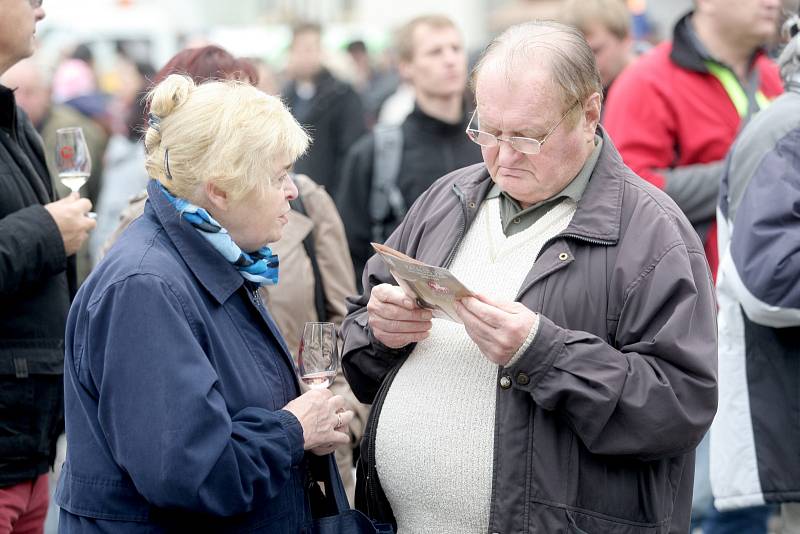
[341,130,718,534]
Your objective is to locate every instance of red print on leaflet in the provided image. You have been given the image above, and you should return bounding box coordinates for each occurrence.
[427,281,451,295]
[60,146,75,160]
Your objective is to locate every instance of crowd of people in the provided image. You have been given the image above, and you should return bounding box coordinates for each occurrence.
[0,0,798,532]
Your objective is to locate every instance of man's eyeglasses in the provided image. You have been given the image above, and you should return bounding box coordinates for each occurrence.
[28,0,43,8]
[465,102,579,155]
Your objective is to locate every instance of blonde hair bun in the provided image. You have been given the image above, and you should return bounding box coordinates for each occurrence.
[149,74,195,120]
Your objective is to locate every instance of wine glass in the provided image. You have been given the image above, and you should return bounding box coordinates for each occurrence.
[55,127,91,195]
[296,322,339,390]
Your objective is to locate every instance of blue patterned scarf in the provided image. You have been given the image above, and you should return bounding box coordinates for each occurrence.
[159,183,279,286]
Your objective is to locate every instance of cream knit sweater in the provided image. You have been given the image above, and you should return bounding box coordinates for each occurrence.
[374,196,577,533]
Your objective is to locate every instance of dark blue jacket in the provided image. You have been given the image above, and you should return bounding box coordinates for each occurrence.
[56,179,315,532]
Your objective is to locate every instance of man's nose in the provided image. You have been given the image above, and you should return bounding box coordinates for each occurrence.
[496,138,523,165]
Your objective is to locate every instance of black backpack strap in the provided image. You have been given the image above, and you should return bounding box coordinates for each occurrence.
[289,194,328,323]
[369,124,406,243]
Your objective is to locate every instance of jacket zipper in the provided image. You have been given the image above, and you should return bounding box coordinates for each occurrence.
[535,232,614,262]
[365,363,404,519]
[444,185,470,268]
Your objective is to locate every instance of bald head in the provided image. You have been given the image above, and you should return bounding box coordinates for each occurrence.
[472,21,602,112]
[1,59,51,127]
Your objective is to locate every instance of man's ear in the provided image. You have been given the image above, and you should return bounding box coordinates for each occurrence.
[397,59,413,83]
[203,181,229,212]
[583,92,602,138]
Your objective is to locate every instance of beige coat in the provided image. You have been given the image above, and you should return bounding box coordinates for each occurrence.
[260,174,367,504]
[103,175,369,504]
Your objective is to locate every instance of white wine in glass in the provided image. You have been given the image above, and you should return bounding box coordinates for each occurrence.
[55,127,92,194]
[296,322,339,390]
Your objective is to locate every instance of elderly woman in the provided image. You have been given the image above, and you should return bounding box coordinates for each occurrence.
[54,74,354,532]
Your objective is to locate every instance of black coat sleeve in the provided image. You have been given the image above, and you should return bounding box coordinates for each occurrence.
[0,204,67,295]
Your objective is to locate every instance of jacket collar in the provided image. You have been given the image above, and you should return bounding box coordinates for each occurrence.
[454,126,623,245]
[0,85,18,138]
[146,179,244,305]
[670,12,766,74]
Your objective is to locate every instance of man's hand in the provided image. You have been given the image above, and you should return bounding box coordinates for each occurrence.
[44,193,95,256]
[454,294,537,366]
[367,283,433,349]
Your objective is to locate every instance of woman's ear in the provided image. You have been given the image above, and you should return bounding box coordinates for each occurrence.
[203,181,230,212]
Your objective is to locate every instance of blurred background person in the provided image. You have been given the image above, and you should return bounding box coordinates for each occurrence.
[336,14,481,287]
[2,58,107,206]
[261,171,366,504]
[0,1,95,533]
[604,0,784,532]
[56,73,355,532]
[283,22,367,198]
[559,0,637,100]
[346,39,400,127]
[604,0,783,281]
[87,61,154,265]
[247,55,282,96]
[711,10,800,534]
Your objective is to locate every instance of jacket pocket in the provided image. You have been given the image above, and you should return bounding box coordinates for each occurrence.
[0,346,64,458]
[566,508,668,534]
[0,376,36,454]
[572,440,676,525]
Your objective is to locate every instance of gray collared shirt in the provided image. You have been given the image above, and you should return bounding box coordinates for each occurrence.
[487,135,603,236]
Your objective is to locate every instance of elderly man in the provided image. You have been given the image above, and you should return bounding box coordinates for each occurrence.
[341,21,717,534]
[0,0,95,532]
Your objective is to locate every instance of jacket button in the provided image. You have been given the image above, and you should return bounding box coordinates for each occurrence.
[468,201,477,209]
[517,372,530,385]
[559,252,569,261]
[499,375,512,389]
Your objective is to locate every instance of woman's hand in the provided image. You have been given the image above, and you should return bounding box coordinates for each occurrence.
[282,389,354,456]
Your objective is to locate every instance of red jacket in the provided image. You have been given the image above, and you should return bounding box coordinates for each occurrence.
[604,14,782,277]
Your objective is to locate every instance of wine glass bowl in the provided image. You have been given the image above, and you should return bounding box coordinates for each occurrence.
[55,127,92,194]
[296,322,338,390]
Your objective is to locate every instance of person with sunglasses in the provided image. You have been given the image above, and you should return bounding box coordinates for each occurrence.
[341,21,717,534]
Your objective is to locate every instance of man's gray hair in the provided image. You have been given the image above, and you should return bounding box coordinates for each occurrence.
[471,21,603,111]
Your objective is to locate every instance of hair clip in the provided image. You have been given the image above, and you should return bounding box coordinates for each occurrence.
[164,148,173,180]
[148,112,161,132]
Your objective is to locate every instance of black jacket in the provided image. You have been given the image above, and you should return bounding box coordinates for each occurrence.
[0,85,74,487]
[283,68,366,198]
[335,105,481,285]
